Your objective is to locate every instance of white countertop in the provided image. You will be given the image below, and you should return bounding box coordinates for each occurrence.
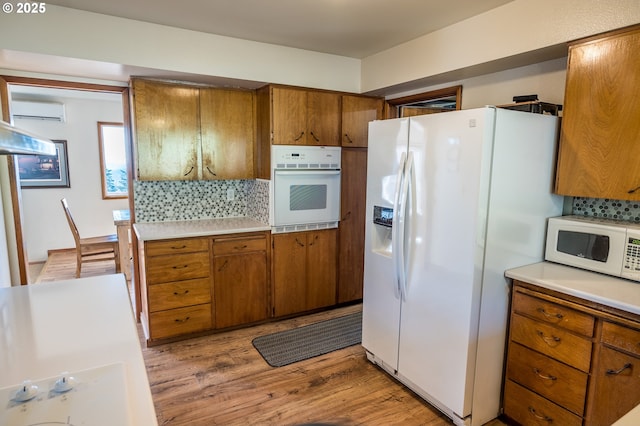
[505,261,640,425]
[0,275,157,425]
[505,261,640,315]
[133,216,271,241]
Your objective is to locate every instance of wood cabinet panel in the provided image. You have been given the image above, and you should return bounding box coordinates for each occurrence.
[213,251,268,328]
[555,25,640,199]
[601,320,640,357]
[272,87,307,145]
[148,278,212,312]
[338,148,367,303]
[145,237,210,257]
[132,79,201,180]
[510,313,592,372]
[306,230,337,310]
[273,232,308,316]
[504,380,582,426]
[200,88,255,179]
[506,342,588,415]
[145,251,211,284]
[149,304,213,340]
[213,236,266,255]
[307,91,340,146]
[513,291,595,337]
[341,95,384,147]
[588,345,640,425]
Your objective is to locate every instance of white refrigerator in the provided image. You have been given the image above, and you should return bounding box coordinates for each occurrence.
[362,107,564,426]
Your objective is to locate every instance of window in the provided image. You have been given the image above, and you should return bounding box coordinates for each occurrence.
[98,122,128,199]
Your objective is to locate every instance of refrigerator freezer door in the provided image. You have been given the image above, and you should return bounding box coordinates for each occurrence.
[397,109,495,419]
[362,118,409,371]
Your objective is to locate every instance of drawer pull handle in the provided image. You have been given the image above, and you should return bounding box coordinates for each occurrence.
[528,407,552,422]
[533,368,557,381]
[174,316,191,323]
[294,131,305,142]
[172,265,189,269]
[606,363,632,376]
[234,244,248,250]
[171,245,187,250]
[310,131,320,142]
[295,238,305,247]
[183,166,194,177]
[536,330,561,346]
[173,290,190,296]
[205,166,216,177]
[537,308,564,321]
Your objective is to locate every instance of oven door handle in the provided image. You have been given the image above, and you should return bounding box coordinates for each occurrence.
[274,170,340,176]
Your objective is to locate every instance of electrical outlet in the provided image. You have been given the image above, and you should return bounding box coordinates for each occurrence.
[226,188,235,201]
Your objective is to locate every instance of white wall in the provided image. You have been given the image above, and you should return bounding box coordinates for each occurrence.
[362,0,640,94]
[387,57,568,110]
[11,92,128,262]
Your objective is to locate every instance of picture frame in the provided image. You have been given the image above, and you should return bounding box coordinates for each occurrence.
[17,139,70,188]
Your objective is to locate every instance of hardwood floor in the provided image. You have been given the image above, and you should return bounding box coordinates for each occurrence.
[33,252,508,426]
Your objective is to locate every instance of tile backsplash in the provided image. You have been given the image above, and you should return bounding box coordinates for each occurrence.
[134,179,270,223]
[572,197,640,222]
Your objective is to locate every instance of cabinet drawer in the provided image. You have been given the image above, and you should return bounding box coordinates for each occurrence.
[145,238,209,257]
[146,251,210,284]
[149,304,212,340]
[602,321,640,357]
[510,313,592,372]
[513,291,595,337]
[148,278,211,312]
[504,380,582,426]
[506,342,588,415]
[213,237,266,255]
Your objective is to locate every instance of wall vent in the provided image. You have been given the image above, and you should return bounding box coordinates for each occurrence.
[12,100,66,122]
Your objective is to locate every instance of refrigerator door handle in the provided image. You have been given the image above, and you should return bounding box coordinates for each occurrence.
[397,152,413,300]
[392,152,406,299]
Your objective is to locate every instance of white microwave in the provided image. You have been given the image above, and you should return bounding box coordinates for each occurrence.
[545,215,640,282]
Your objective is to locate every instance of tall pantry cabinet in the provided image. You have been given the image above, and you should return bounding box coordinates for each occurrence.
[338,95,384,303]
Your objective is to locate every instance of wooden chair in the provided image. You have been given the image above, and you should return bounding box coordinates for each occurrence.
[60,198,121,278]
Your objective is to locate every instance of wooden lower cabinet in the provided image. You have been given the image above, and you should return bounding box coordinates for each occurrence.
[212,232,270,329]
[504,282,640,425]
[139,236,213,344]
[272,229,337,317]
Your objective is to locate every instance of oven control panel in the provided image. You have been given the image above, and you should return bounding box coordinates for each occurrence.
[271,145,341,170]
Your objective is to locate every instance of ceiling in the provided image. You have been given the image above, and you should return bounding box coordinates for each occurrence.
[43,0,514,59]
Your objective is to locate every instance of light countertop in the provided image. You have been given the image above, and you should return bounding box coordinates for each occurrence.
[505,261,640,425]
[133,216,270,241]
[0,275,157,425]
[505,261,640,315]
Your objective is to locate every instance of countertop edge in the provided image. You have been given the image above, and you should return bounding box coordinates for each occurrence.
[133,217,271,241]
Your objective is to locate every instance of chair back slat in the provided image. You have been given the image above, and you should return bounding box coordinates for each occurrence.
[60,198,81,244]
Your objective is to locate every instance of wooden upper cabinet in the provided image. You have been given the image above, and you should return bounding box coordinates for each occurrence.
[270,86,340,146]
[555,24,640,200]
[132,79,256,181]
[133,79,201,180]
[200,88,255,179]
[341,95,384,147]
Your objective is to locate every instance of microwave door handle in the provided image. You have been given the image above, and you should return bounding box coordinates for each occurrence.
[274,170,340,176]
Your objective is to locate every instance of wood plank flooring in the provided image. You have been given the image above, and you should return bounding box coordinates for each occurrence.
[33,251,508,426]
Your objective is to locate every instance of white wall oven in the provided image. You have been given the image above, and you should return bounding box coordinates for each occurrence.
[271,145,341,233]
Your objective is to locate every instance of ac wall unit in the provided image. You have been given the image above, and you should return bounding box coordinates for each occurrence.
[11,100,66,122]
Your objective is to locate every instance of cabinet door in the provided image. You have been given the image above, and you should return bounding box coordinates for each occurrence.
[307,91,341,146]
[588,345,640,425]
[338,149,367,303]
[213,251,268,328]
[133,79,201,180]
[307,229,337,310]
[272,87,307,145]
[555,26,640,199]
[273,232,308,316]
[341,95,384,147]
[200,88,255,179]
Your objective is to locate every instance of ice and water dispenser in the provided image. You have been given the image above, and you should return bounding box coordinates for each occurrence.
[372,205,393,256]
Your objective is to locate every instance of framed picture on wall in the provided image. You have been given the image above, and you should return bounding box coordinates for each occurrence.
[17,139,70,188]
